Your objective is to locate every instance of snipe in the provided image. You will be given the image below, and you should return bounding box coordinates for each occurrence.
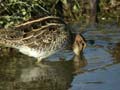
[0,16,86,62]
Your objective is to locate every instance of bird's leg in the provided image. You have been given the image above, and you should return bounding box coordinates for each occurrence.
[36,57,43,63]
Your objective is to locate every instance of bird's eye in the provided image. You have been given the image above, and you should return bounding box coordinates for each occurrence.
[82,43,84,46]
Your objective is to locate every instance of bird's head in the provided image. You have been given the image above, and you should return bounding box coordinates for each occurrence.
[73,34,86,56]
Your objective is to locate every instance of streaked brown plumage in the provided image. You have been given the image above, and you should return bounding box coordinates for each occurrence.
[0,16,86,62]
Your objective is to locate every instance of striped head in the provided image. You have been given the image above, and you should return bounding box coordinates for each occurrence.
[73,34,86,56]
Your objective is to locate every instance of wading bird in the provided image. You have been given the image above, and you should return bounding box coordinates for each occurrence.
[0,16,86,62]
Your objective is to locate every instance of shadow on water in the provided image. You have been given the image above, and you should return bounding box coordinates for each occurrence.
[0,50,87,90]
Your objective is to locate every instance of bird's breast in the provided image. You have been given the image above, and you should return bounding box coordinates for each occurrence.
[19,46,40,58]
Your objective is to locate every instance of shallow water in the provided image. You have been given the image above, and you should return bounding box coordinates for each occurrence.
[0,24,120,90]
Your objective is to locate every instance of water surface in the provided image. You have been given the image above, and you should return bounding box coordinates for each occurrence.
[0,24,120,90]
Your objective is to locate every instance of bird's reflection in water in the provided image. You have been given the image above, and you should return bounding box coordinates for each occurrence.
[20,55,87,90]
[0,51,87,90]
[72,55,87,74]
[111,43,120,63]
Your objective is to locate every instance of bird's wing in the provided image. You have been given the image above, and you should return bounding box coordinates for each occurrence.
[17,16,67,49]
[0,28,25,40]
[21,23,66,50]
[0,16,67,49]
